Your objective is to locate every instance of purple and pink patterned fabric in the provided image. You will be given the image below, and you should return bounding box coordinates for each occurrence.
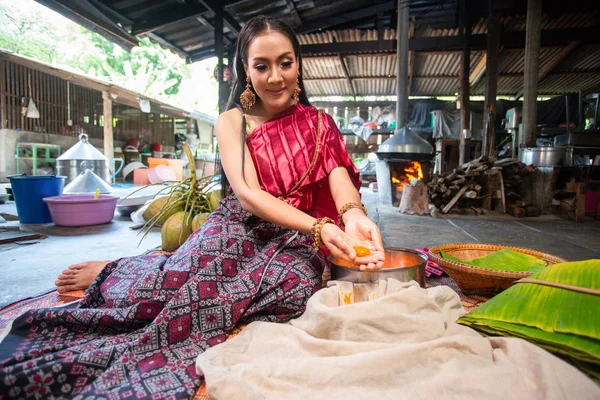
[0,103,357,398]
[0,195,327,398]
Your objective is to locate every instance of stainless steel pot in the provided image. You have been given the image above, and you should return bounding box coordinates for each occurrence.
[329,247,426,287]
[56,134,110,184]
[519,146,573,167]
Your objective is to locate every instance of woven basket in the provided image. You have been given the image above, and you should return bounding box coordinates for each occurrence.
[428,243,566,295]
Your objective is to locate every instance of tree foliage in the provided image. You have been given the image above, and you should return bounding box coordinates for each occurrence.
[0,0,188,97]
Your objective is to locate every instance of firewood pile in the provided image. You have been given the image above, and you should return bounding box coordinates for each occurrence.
[427,156,538,217]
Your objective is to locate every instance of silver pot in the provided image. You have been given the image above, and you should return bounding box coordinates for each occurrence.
[519,146,573,167]
[56,134,110,184]
[56,160,110,184]
[329,247,426,287]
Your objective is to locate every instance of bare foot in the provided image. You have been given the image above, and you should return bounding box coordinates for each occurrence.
[55,261,111,293]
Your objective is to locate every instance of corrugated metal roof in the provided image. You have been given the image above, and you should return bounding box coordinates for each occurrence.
[539,73,600,95]
[556,44,600,71]
[503,11,598,32]
[498,47,564,74]
[344,55,396,78]
[304,79,353,96]
[303,57,345,79]
[301,10,600,98]
[353,78,396,96]
[35,0,600,98]
[412,77,458,96]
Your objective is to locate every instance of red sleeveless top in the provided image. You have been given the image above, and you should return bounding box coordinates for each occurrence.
[246,103,360,222]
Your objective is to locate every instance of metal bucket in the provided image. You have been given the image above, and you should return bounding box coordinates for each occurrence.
[329,247,426,287]
[56,159,110,184]
[519,146,573,167]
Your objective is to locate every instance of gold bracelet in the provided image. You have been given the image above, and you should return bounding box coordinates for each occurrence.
[311,217,334,251]
[338,201,367,227]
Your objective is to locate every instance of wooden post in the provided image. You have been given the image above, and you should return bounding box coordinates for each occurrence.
[395,0,409,127]
[214,9,225,114]
[521,0,542,148]
[484,0,500,156]
[102,91,114,175]
[0,59,6,130]
[458,0,471,165]
[0,59,6,181]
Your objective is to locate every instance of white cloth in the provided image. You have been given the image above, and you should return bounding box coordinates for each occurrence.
[196,280,600,400]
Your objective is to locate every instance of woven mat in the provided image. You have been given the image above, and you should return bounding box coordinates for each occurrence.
[0,279,489,399]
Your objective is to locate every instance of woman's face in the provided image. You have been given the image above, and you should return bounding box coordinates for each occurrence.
[245,31,299,114]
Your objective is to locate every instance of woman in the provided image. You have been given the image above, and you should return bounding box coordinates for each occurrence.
[0,15,384,399]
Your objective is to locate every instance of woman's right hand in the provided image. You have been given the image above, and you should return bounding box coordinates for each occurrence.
[319,223,384,269]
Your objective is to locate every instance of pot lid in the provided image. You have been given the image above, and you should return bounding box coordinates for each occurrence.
[378,126,434,155]
[63,169,115,194]
[57,133,107,161]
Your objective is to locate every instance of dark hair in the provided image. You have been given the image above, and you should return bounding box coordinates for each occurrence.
[220,15,311,198]
[227,15,310,111]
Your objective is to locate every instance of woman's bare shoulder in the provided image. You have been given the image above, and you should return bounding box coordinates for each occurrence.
[218,108,243,125]
[215,109,244,140]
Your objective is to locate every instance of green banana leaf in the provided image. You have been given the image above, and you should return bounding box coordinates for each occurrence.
[458,260,600,380]
[440,249,546,272]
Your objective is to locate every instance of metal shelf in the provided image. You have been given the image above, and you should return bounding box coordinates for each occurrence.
[15,143,61,175]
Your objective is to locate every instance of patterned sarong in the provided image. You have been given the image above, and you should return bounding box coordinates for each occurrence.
[0,195,327,399]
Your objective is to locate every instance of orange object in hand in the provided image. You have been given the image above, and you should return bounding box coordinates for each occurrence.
[353,246,371,257]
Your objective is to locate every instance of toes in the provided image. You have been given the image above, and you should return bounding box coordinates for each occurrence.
[57,284,79,293]
[62,269,78,275]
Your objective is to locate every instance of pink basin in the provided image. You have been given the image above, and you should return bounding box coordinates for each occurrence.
[43,195,119,227]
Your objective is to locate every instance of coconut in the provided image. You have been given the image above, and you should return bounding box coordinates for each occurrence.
[161,211,193,252]
[142,193,183,226]
[208,190,222,212]
[191,212,210,231]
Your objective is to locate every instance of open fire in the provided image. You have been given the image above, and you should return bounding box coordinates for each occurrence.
[392,161,424,192]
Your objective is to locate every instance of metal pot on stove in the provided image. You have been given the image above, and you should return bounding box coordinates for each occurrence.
[519,145,573,167]
[56,133,110,184]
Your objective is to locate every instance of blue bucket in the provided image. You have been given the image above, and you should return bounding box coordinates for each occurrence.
[8,174,66,224]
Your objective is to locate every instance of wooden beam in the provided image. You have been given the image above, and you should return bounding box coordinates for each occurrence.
[284,0,302,26]
[215,10,226,114]
[408,19,416,97]
[396,0,409,126]
[295,1,397,35]
[522,0,542,148]
[35,0,138,51]
[338,55,356,97]
[376,11,385,50]
[458,0,470,165]
[469,54,487,87]
[0,59,6,130]
[483,0,500,157]
[0,52,189,119]
[188,46,216,63]
[102,91,114,170]
[300,26,600,56]
[303,73,527,82]
[130,5,207,36]
[514,41,580,100]
[198,0,241,34]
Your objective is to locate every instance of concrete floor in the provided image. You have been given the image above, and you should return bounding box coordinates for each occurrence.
[0,186,599,308]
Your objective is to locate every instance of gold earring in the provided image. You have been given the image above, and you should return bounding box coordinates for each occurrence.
[292,74,301,102]
[240,76,256,111]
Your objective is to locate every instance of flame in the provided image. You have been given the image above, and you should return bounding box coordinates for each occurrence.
[404,161,423,181]
[392,177,401,184]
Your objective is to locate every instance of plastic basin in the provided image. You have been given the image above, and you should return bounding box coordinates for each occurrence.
[43,195,119,227]
[8,174,66,224]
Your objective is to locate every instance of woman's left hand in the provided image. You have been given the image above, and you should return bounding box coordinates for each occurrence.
[343,211,385,270]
